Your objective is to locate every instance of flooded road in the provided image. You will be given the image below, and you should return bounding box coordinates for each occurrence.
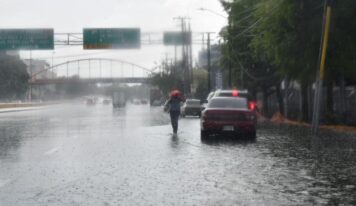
[0,103,356,206]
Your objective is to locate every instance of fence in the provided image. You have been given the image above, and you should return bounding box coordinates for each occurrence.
[257,86,356,125]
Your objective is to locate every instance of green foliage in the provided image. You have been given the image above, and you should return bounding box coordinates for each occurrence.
[328,0,356,84]
[251,0,324,84]
[150,73,183,97]
[0,53,29,100]
[222,0,356,121]
[193,69,208,100]
[221,0,280,92]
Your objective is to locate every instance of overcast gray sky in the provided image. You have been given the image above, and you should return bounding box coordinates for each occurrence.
[0,0,227,76]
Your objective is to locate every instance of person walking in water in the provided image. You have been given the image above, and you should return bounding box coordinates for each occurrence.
[164,90,184,134]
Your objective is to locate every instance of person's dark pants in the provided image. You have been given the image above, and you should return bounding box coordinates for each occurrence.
[170,110,180,133]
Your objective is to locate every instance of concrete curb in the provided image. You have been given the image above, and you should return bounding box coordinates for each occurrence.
[0,107,42,113]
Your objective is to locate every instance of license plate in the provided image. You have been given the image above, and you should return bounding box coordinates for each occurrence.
[223,125,234,131]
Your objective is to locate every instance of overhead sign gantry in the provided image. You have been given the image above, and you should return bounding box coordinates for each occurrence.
[0,28,206,50]
[163,31,191,45]
[0,29,54,50]
[83,28,141,49]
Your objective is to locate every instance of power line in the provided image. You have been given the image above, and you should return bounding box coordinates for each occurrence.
[231,0,285,39]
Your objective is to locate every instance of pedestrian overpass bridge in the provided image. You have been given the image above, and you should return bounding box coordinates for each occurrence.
[29,58,155,85]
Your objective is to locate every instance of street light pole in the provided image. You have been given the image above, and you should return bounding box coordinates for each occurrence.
[228,14,232,88]
[51,51,55,79]
[29,50,32,102]
[198,8,227,19]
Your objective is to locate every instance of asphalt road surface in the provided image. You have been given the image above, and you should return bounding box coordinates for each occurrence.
[0,103,356,206]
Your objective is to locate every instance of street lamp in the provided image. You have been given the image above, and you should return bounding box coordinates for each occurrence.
[51,51,55,79]
[197,8,227,19]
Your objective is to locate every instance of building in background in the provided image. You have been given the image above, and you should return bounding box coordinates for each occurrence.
[198,44,223,90]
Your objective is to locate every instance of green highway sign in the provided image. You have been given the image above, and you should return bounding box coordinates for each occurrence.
[163,32,191,45]
[0,29,54,50]
[83,28,141,49]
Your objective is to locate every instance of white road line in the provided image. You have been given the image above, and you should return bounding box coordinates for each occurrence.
[44,147,60,156]
[0,179,11,188]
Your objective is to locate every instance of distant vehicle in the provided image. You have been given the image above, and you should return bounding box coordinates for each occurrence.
[86,98,95,106]
[181,99,202,117]
[201,91,216,110]
[103,99,111,105]
[140,99,148,104]
[151,99,163,106]
[112,91,126,108]
[207,91,215,102]
[200,97,257,139]
[132,99,141,105]
[213,89,257,111]
[150,88,164,106]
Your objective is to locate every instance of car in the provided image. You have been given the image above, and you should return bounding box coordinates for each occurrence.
[112,91,126,108]
[151,99,163,106]
[181,99,202,117]
[200,97,257,139]
[213,89,257,111]
[201,91,216,110]
[103,99,111,105]
[86,98,95,106]
[141,99,148,104]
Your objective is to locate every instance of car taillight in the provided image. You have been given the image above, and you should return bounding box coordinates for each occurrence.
[232,90,239,97]
[249,101,256,111]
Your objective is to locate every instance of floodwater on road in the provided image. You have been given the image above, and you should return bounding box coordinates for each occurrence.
[0,103,356,206]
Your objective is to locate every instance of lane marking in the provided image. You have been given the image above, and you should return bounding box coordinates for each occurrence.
[44,147,59,156]
[0,179,11,188]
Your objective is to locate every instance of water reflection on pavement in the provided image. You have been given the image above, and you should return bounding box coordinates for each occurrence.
[0,103,355,205]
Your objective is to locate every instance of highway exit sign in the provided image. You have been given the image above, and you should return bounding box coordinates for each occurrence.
[0,29,54,50]
[83,28,141,49]
[163,32,191,45]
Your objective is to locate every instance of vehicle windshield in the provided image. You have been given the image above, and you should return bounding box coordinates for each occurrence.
[208,98,248,109]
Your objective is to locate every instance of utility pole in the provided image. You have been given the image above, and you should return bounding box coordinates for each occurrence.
[188,23,194,92]
[228,14,232,88]
[29,50,32,102]
[207,32,211,92]
[311,0,334,134]
[174,16,191,95]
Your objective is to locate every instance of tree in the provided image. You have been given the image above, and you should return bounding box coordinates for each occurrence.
[250,0,324,121]
[222,0,356,123]
[221,0,283,116]
[193,68,208,101]
[0,52,29,100]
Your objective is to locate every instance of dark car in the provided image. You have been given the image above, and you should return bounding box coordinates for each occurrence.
[86,98,96,106]
[103,99,111,105]
[200,97,257,139]
[213,89,257,111]
[181,99,202,117]
[201,91,216,110]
